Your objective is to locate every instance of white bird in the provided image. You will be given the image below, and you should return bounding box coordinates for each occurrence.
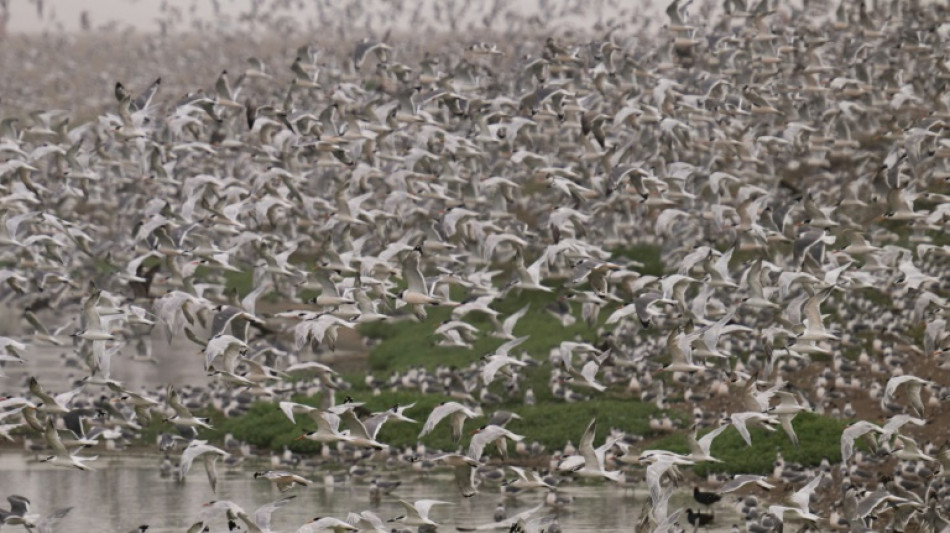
[883,375,930,416]
[572,419,622,481]
[294,516,358,533]
[254,470,313,492]
[179,440,229,492]
[468,424,524,461]
[686,423,731,462]
[432,453,479,497]
[389,499,451,527]
[841,420,885,463]
[419,401,479,443]
[730,411,778,446]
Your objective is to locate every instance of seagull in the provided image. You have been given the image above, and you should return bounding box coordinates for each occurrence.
[165,387,213,429]
[432,453,479,497]
[388,499,450,528]
[419,401,479,443]
[254,471,313,492]
[571,419,622,482]
[468,424,524,461]
[883,375,930,416]
[294,517,358,533]
[179,440,229,492]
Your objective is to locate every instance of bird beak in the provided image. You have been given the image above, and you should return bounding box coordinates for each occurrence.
[295,434,307,441]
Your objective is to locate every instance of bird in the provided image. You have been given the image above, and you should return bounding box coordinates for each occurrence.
[388,499,451,527]
[179,440,229,492]
[254,471,313,492]
[419,401,480,443]
[693,486,721,507]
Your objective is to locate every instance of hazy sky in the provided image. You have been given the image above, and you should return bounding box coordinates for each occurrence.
[7,0,177,32]
[4,0,655,34]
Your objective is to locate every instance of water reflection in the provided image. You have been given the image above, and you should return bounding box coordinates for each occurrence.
[0,452,739,532]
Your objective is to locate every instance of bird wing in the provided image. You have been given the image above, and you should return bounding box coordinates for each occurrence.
[729,413,755,446]
[452,463,478,497]
[501,304,530,335]
[412,500,450,521]
[694,423,730,457]
[35,507,72,533]
[253,495,296,532]
[495,335,529,357]
[402,252,428,295]
[339,409,371,439]
[578,418,599,469]
[841,421,882,462]
[790,474,822,513]
[29,377,57,405]
[167,387,192,418]
[646,459,674,507]
[420,402,459,438]
[203,451,223,493]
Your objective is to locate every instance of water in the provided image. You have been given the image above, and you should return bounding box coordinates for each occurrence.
[0,452,739,532]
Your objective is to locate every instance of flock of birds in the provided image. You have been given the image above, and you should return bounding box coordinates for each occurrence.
[0,0,950,531]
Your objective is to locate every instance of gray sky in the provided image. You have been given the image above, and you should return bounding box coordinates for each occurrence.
[4,0,663,34]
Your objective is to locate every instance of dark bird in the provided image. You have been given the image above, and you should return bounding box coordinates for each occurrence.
[693,486,722,507]
[686,508,714,528]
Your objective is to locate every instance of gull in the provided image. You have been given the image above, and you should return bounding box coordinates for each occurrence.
[294,411,355,445]
[278,401,333,425]
[345,511,388,533]
[204,334,248,372]
[294,517,358,533]
[645,455,688,508]
[360,403,417,439]
[561,358,606,392]
[883,375,930,416]
[506,466,554,490]
[730,411,779,446]
[107,381,161,422]
[165,387,213,429]
[180,440,229,492]
[399,249,457,309]
[767,505,821,526]
[482,336,531,384]
[855,491,918,520]
[768,391,809,447]
[419,401,479,443]
[29,376,84,415]
[312,270,356,308]
[508,251,552,293]
[456,503,546,532]
[797,289,838,342]
[715,475,775,493]
[337,408,389,449]
[572,419,622,481]
[388,499,450,528]
[841,420,885,463]
[236,495,296,533]
[432,453,479,497]
[40,418,99,471]
[893,435,935,462]
[605,292,675,327]
[468,424,524,461]
[658,329,705,374]
[254,470,314,492]
[491,303,530,340]
[685,423,731,463]
[284,361,339,389]
[2,503,72,533]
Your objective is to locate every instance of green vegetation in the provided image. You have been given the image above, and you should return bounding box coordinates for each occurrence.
[650,413,849,476]
[207,244,850,476]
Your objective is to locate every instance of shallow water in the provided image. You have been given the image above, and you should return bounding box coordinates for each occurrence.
[0,452,740,532]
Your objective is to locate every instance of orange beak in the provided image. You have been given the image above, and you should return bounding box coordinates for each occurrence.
[295,434,307,441]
